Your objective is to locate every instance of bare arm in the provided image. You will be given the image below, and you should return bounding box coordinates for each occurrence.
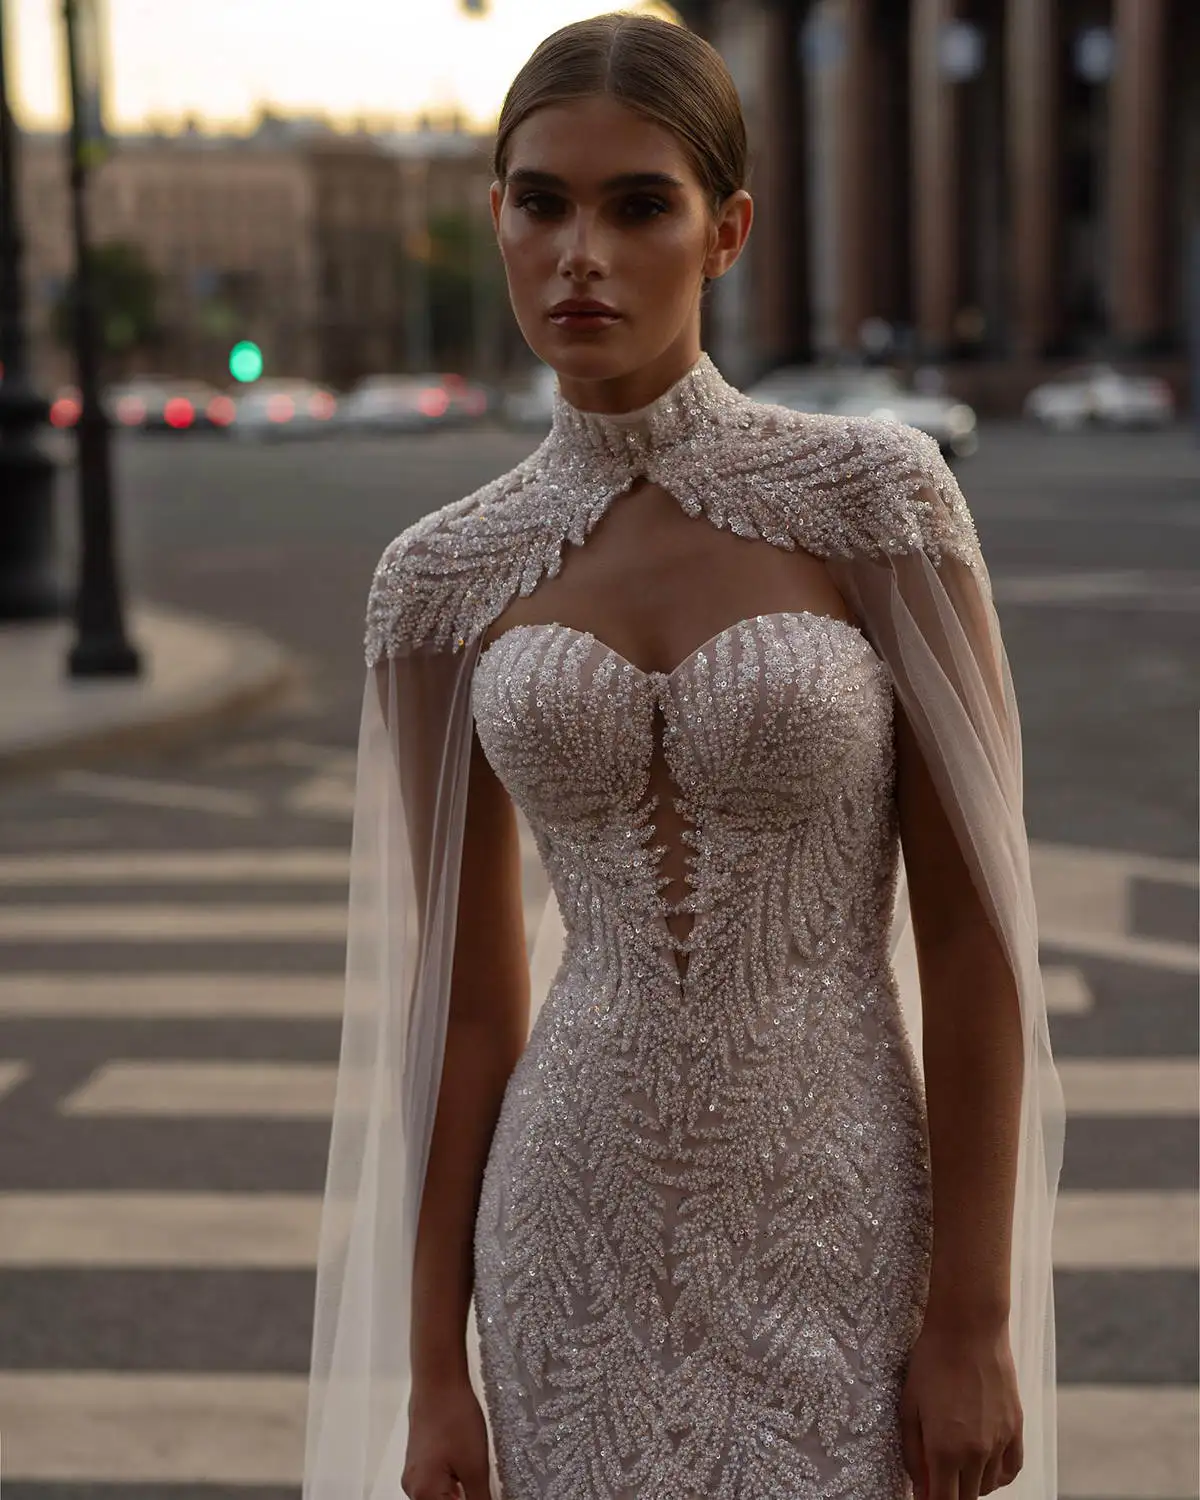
[894,698,1024,1328]
[410,723,531,1387]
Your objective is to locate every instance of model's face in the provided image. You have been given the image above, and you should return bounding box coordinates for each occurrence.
[490,95,751,409]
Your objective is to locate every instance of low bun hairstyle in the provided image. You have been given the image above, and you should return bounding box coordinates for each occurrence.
[493,13,749,217]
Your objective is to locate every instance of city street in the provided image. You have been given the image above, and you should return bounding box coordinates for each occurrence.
[0,418,1196,1496]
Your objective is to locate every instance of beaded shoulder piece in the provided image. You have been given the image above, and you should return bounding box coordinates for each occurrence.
[364,354,983,664]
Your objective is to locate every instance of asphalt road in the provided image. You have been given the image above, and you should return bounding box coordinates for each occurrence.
[0,418,1195,1498]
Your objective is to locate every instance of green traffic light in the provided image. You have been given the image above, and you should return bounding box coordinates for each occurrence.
[229,341,264,383]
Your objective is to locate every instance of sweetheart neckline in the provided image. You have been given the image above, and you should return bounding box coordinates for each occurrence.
[475,609,870,684]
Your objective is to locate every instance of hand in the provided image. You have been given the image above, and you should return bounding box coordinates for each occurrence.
[899,1314,1023,1500]
[403,1376,493,1500]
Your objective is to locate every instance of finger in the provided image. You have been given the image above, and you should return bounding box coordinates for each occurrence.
[998,1433,1024,1485]
[900,1412,927,1500]
[957,1451,988,1500]
[928,1452,961,1500]
[457,1467,493,1500]
[979,1452,1005,1494]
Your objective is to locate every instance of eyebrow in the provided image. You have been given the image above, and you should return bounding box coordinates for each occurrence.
[505,168,686,193]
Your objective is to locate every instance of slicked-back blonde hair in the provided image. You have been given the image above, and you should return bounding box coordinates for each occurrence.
[493,12,749,215]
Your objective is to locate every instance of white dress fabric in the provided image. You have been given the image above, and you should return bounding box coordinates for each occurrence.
[302,354,1064,1500]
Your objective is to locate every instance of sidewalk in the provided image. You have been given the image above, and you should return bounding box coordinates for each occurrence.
[0,604,298,778]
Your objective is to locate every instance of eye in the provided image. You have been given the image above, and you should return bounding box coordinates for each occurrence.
[514,191,565,219]
[619,194,670,221]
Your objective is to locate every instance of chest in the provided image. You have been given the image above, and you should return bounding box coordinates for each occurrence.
[479,480,862,678]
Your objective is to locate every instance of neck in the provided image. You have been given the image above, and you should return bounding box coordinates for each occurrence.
[555,330,703,416]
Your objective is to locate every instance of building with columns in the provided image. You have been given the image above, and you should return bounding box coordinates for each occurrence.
[677,0,1196,404]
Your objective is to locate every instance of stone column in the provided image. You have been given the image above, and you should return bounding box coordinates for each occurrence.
[1108,0,1169,351]
[754,0,812,366]
[833,0,874,352]
[1005,0,1060,356]
[909,0,960,356]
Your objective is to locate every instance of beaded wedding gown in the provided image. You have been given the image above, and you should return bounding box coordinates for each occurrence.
[302,355,1063,1500]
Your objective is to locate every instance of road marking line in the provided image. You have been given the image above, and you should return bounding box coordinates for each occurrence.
[2,1188,1192,1272]
[1042,965,1093,1014]
[0,974,344,1017]
[0,849,349,884]
[0,1372,1191,1490]
[1058,1059,1199,1116]
[0,1371,309,1483]
[0,905,348,941]
[55,771,263,819]
[1058,1385,1199,1499]
[284,774,356,820]
[1053,1192,1198,1269]
[0,1193,321,1268]
[1039,925,1197,974]
[62,1062,337,1119]
[0,1060,30,1101]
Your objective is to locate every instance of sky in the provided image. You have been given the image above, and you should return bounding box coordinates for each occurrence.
[12,0,680,132]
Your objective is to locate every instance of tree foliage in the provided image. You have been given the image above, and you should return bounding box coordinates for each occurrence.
[52,240,161,361]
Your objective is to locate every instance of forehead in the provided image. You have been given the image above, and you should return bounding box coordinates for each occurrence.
[504,96,698,188]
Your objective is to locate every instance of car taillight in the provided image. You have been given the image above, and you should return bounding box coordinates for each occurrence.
[117,396,146,426]
[164,397,194,429]
[417,388,449,418]
[309,391,336,420]
[50,396,81,428]
[207,395,236,426]
[267,395,296,423]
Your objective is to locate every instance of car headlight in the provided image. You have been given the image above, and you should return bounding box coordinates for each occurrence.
[947,404,976,435]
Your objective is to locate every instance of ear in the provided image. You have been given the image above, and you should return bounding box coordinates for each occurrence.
[489,180,504,237]
[703,189,753,281]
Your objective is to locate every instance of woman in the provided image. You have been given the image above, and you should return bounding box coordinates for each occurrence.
[302,15,1064,1500]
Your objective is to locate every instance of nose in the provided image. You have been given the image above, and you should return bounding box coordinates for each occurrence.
[556,208,608,281]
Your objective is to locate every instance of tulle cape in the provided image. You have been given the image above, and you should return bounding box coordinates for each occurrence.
[301,385,1064,1500]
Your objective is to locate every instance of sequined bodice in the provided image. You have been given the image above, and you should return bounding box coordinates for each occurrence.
[471,608,900,990]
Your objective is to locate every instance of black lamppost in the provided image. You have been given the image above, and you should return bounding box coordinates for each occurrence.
[62,0,139,676]
[0,0,60,619]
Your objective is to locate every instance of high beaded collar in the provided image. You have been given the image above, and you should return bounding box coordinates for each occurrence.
[547,352,739,460]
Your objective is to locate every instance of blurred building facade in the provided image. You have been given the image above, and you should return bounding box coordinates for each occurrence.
[680,0,1197,401]
[19,115,493,390]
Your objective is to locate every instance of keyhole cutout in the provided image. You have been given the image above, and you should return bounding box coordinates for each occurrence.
[644,691,696,987]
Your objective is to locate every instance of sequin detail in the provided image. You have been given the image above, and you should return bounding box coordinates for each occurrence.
[363,353,985,665]
[469,611,931,1500]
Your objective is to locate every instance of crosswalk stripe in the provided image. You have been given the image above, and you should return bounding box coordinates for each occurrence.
[1057,1385,1200,1499]
[0,967,1094,1020]
[1053,1192,1198,1269]
[56,770,263,819]
[0,1193,319,1268]
[1038,925,1197,975]
[0,1371,308,1483]
[0,904,348,941]
[0,1060,30,1101]
[1058,1059,1199,1116]
[1,1189,1192,1272]
[0,967,1093,1018]
[0,849,350,884]
[0,1372,1191,1491]
[57,1056,1198,1123]
[62,1062,338,1118]
[0,974,344,1016]
[1043,965,1093,1014]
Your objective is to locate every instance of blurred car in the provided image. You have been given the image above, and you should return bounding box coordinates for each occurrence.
[337,374,461,433]
[50,376,236,434]
[746,365,979,460]
[232,378,339,440]
[502,364,558,431]
[109,376,237,433]
[436,371,491,424]
[1023,364,1175,431]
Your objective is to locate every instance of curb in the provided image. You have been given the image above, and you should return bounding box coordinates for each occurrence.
[0,604,301,780]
